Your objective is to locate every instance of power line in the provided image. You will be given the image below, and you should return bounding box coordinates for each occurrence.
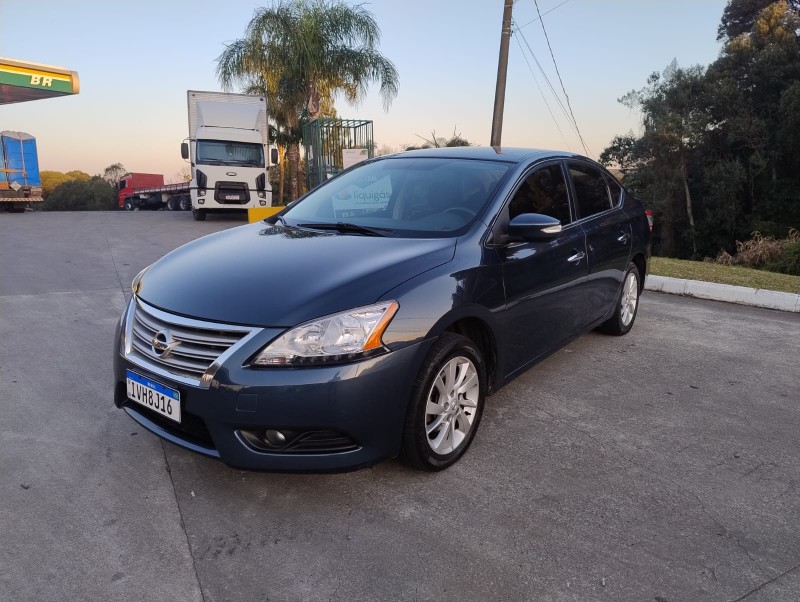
[512,29,572,151]
[515,0,572,30]
[531,0,592,157]
[514,23,579,142]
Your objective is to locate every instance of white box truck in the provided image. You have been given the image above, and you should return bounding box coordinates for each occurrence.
[181,91,274,221]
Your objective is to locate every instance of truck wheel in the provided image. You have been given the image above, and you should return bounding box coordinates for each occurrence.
[179,197,191,211]
[166,198,176,211]
[192,208,207,221]
[124,200,137,211]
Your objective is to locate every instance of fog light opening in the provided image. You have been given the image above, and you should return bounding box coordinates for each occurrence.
[264,429,287,446]
[197,199,205,205]
[259,200,267,206]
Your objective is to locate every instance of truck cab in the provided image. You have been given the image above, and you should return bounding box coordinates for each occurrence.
[183,91,273,221]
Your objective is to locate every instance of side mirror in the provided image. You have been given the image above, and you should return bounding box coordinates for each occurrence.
[508,213,562,241]
[180,142,189,160]
[271,148,279,165]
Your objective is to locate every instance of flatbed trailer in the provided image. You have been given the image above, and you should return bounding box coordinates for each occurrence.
[118,173,191,211]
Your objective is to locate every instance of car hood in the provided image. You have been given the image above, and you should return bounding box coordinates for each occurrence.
[136,222,456,327]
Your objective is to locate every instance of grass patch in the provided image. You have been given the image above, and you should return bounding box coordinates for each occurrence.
[649,257,800,294]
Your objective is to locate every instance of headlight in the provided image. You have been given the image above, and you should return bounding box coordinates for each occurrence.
[250,301,399,366]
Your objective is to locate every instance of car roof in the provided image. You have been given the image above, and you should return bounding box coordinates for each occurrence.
[389,146,582,165]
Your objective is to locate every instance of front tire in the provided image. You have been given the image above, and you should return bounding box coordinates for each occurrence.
[192,208,206,221]
[401,333,486,471]
[598,262,641,336]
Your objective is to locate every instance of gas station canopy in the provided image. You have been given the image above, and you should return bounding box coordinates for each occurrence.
[0,57,80,105]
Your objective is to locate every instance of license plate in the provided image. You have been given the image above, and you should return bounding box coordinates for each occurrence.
[224,194,241,200]
[126,370,181,423]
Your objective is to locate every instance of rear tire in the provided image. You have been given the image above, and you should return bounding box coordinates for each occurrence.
[166,198,177,211]
[401,333,486,471]
[598,262,640,336]
[192,208,206,221]
[179,196,191,211]
[124,200,135,211]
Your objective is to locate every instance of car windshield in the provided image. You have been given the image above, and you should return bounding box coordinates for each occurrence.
[196,140,264,167]
[281,157,510,237]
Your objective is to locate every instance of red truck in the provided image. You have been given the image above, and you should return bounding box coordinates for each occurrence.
[118,172,191,211]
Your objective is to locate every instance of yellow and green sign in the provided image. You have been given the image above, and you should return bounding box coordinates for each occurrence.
[0,57,80,105]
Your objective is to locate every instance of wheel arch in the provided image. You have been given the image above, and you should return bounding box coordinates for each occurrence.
[631,252,647,292]
[438,316,499,395]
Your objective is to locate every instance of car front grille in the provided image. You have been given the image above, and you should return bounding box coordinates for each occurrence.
[124,298,259,387]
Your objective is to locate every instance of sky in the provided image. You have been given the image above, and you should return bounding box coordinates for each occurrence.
[1,0,729,181]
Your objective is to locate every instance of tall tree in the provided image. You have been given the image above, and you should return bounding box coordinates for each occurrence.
[611,63,709,256]
[102,163,127,188]
[718,0,800,41]
[602,1,800,259]
[217,0,399,201]
[708,0,800,226]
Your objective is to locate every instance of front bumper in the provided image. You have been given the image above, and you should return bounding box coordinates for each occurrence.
[113,324,428,472]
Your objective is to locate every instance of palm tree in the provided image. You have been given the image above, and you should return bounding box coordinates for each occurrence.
[217,0,399,200]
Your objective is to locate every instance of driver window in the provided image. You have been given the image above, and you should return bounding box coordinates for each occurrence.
[508,163,571,224]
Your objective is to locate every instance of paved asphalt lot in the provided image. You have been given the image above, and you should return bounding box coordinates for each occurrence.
[2,211,799,602]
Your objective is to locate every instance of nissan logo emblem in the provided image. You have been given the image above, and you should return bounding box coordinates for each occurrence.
[151,329,177,357]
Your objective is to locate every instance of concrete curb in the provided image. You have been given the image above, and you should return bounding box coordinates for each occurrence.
[645,275,800,313]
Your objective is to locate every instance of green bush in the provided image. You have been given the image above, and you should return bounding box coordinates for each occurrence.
[43,176,116,211]
[766,239,800,276]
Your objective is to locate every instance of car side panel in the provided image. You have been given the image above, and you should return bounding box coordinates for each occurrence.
[380,235,506,352]
[624,193,652,279]
[496,226,589,374]
[581,209,632,323]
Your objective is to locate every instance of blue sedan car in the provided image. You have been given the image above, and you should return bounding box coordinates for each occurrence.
[114,147,650,471]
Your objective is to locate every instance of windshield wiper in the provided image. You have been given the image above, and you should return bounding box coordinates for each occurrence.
[298,221,393,237]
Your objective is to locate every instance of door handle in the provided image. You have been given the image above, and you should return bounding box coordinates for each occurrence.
[567,251,585,264]
[617,233,630,244]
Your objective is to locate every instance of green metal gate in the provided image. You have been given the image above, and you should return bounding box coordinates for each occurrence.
[302,118,374,190]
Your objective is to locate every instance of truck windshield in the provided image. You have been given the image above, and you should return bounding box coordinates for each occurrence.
[196,140,264,167]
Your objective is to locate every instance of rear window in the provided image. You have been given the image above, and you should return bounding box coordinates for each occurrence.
[569,163,612,219]
[605,173,623,206]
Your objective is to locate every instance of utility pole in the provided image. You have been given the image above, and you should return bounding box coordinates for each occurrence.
[490,0,513,147]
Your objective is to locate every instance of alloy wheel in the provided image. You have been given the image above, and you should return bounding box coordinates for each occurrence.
[424,356,480,455]
[620,271,639,327]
